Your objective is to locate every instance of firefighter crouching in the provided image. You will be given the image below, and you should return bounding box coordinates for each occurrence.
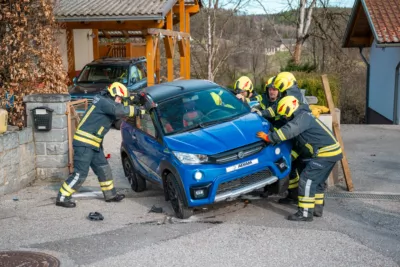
[256,96,343,221]
[56,82,142,208]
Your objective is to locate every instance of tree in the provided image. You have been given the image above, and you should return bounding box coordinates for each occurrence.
[0,0,68,127]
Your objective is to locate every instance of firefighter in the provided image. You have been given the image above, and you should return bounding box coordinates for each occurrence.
[56,82,143,208]
[233,76,264,107]
[256,96,342,221]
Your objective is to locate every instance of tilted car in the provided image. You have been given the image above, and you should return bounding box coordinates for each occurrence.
[120,80,292,219]
[69,57,148,129]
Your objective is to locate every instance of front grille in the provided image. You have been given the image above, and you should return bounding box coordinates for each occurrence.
[216,169,273,195]
[209,141,266,164]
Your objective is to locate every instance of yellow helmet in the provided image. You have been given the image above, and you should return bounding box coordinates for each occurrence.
[274,72,297,93]
[264,76,276,91]
[108,82,129,98]
[234,76,253,93]
[277,96,300,118]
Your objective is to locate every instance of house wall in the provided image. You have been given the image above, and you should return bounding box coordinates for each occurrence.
[369,40,400,123]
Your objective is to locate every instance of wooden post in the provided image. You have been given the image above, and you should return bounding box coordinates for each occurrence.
[185,11,191,79]
[166,11,174,82]
[321,74,354,192]
[66,103,73,174]
[155,41,161,84]
[92,29,99,60]
[66,29,75,81]
[146,35,155,86]
[179,0,186,79]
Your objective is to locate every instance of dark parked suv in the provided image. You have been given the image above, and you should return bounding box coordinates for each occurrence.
[69,57,148,127]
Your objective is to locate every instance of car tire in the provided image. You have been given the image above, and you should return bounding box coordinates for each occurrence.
[114,119,123,130]
[166,173,193,219]
[122,156,146,192]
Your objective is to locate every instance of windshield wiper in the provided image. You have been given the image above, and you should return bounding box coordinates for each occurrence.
[200,114,243,127]
[172,123,203,134]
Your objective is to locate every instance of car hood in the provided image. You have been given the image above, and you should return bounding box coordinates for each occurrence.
[163,113,270,155]
[69,83,107,95]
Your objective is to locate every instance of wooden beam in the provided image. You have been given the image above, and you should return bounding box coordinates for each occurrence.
[173,5,200,14]
[179,0,186,79]
[147,28,190,38]
[122,30,129,38]
[63,20,164,30]
[185,11,191,79]
[102,30,111,39]
[321,74,354,192]
[92,29,100,60]
[146,35,155,86]
[166,11,174,82]
[344,2,364,47]
[66,29,75,81]
[155,42,161,84]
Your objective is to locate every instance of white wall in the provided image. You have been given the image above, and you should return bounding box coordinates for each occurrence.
[54,29,68,72]
[369,40,400,121]
[73,29,94,72]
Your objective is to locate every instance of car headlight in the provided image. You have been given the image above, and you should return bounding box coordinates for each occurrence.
[172,151,208,164]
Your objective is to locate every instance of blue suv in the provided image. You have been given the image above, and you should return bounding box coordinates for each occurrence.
[120,80,292,218]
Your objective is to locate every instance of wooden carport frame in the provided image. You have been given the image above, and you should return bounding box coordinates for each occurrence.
[60,0,200,86]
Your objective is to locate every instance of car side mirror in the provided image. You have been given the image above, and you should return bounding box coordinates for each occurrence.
[72,77,77,84]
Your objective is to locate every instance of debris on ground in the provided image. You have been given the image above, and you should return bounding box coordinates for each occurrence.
[87,212,104,221]
[149,205,163,213]
[12,196,19,201]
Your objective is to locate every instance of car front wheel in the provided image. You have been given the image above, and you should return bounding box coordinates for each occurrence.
[166,173,193,219]
[123,156,146,192]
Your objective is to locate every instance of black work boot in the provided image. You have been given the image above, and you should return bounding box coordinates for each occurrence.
[313,204,324,217]
[105,193,125,202]
[56,201,76,208]
[287,210,313,222]
[278,190,298,205]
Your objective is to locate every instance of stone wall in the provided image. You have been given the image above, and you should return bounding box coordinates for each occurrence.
[24,94,71,180]
[0,127,36,195]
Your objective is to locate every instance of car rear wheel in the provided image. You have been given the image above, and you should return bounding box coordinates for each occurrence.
[123,156,146,192]
[166,173,193,219]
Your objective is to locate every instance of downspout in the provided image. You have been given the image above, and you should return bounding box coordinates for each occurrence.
[359,47,370,124]
[394,61,400,124]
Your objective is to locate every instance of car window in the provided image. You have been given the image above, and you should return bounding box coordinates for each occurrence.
[130,65,140,83]
[137,63,147,79]
[156,87,250,135]
[77,65,129,84]
[136,111,156,138]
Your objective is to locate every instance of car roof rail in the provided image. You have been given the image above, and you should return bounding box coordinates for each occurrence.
[130,56,146,63]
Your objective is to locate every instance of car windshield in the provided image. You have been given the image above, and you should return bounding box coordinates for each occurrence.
[157,87,250,135]
[77,65,129,84]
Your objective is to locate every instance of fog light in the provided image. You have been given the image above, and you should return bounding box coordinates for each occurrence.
[194,171,203,180]
[275,147,281,155]
[275,158,288,172]
[194,189,205,198]
[190,184,211,200]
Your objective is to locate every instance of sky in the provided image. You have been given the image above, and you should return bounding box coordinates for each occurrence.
[235,0,356,14]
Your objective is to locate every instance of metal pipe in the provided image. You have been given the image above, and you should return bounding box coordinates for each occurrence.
[359,47,370,124]
[394,61,400,124]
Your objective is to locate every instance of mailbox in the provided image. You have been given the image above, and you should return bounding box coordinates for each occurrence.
[32,106,54,131]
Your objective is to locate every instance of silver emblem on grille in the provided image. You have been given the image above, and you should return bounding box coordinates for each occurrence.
[238,151,244,159]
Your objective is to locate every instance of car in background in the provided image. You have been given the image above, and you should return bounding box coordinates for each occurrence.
[120,79,292,219]
[69,57,148,128]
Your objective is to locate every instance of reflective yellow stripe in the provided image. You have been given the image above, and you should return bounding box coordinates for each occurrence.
[76,130,102,143]
[315,193,324,199]
[259,102,266,110]
[315,199,324,205]
[315,119,337,143]
[73,135,100,148]
[288,183,298,189]
[299,202,315,208]
[101,184,114,191]
[63,182,75,194]
[267,107,275,117]
[319,143,340,153]
[318,148,342,157]
[289,175,299,184]
[276,129,286,141]
[97,126,104,136]
[299,196,315,202]
[100,181,113,186]
[291,150,299,159]
[77,105,95,129]
[129,106,135,117]
[305,143,314,154]
[60,187,72,197]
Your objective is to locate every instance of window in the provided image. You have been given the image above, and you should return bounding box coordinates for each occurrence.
[77,65,129,84]
[129,65,140,83]
[136,111,156,138]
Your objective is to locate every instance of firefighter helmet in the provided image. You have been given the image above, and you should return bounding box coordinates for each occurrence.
[108,82,129,98]
[264,76,276,91]
[274,72,297,93]
[234,76,253,93]
[277,96,300,118]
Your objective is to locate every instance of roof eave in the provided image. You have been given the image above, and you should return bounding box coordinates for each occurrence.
[342,0,362,48]
[55,15,164,22]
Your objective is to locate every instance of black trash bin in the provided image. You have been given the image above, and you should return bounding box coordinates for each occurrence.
[32,106,54,131]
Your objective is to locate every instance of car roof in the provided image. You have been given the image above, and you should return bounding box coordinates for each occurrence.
[140,79,222,103]
[86,57,146,66]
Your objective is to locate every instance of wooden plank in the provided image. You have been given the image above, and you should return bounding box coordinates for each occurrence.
[166,11,174,82]
[321,74,354,192]
[92,29,100,60]
[185,11,191,79]
[179,0,186,79]
[146,35,155,86]
[66,103,74,174]
[173,5,200,14]
[102,30,111,39]
[147,28,190,38]
[122,30,129,38]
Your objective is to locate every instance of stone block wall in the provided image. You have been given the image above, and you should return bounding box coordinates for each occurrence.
[0,127,36,195]
[24,94,71,180]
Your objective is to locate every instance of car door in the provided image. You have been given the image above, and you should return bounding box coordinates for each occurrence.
[134,111,164,184]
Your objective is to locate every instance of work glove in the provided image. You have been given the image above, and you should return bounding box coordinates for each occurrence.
[251,108,262,116]
[256,131,271,143]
